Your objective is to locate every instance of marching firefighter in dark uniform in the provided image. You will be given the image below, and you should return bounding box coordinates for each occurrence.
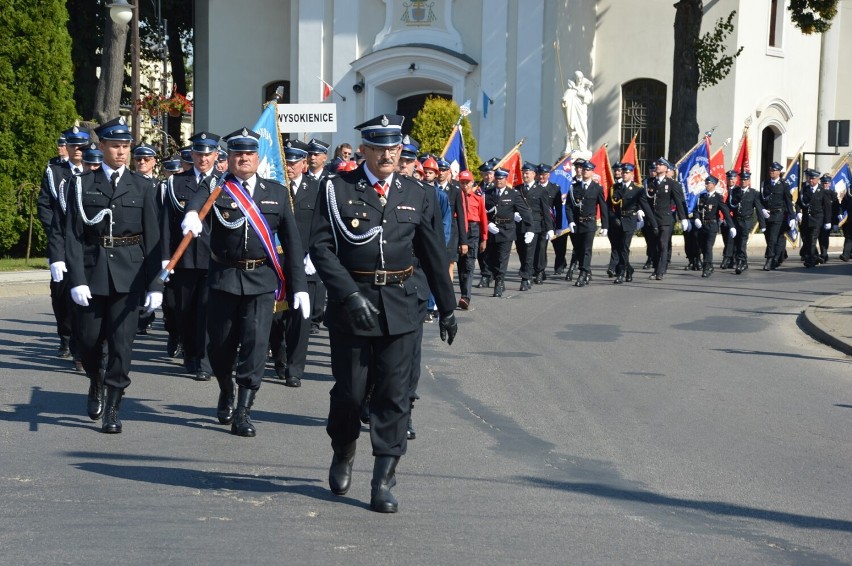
[727,171,765,274]
[515,161,554,288]
[180,128,309,437]
[309,114,458,513]
[485,167,533,297]
[161,131,222,381]
[475,158,498,287]
[647,158,688,280]
[564,160,608,287]
[606,162,623,277]
[693,175,734,277]
[796,170,833,268]
[609,163,656,284]
[758,161,796,270]
[536,162,563,277]
[268,139,322,388]
[719,170,739,270]
[39,126,90,362]
[65,117,163,433]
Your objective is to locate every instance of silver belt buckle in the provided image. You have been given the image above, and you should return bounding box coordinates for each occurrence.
[103,236,114,248]
[245,259,257,270]
[374,270,387,286]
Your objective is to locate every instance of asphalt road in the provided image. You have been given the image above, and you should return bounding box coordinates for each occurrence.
[1,256,851,565]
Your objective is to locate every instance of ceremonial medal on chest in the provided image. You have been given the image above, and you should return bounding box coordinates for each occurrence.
[351,218,360,228]
[379,196,387,207]
[223,211,230,219]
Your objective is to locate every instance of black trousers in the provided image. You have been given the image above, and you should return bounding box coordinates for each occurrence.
[532,231,548,275]
[697,224,720,265]
[515,224,533,279]
[683,224,699,262]
[311,280,326,327]
[818,225,830,259]
[458,223,480,299]
[551,234,568,272]
[162,280,179,338]
[720,224,733,263]
[733,220,755,264]
[327,329,416,457]
[764,218,787,261]
[280,280,320,379]
[842,221,852,258]
[172,268,211,372]
[607,224,619,272]
[568,231,580,265]
[612,220,637,275]
[76,284,141,389]
[487,238,513,280]
[207,288,274,391]
[574,230,595,273]
[50,277,74,340]
[651,225,674,275]
[408,300,427,401]
[800,217,821,262]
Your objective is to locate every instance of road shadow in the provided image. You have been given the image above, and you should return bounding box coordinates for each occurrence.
[519,475,852,533]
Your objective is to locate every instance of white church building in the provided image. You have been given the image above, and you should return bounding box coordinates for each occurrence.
[192,0,852,175]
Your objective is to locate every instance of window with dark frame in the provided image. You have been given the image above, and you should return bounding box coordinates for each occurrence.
[769,0,779,47]
[621,79,667,176]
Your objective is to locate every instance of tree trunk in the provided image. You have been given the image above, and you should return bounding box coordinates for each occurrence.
[93,15,129,124]
[668,0,703,161]
[166,28,186,147]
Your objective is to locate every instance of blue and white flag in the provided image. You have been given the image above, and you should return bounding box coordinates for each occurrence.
[785,158,801,199]
[549,154,573,234]
[676,138,711,213]
[832,162,851,198]
[253,102,285,184]
[443,126,467,178]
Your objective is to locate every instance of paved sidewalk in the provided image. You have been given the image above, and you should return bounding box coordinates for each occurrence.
[0,269,49,298]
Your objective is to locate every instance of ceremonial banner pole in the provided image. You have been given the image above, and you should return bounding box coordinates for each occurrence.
[495,137,526,169]
[158,185,222,283]
[675,129,714,168]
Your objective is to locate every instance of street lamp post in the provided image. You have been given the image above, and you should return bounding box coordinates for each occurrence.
[108,0,140,144]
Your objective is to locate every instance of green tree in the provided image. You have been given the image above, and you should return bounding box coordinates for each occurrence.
[0,0,78,256]
[410,96,481,176]
[789,0,839,33]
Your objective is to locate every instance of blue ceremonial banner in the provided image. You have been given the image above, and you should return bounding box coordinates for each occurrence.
[832,162,851,196]
[253,102,286,184]
[549,154,573,234]
[785,158,801,200]
[444,126,467,178]
[676,139,711,213]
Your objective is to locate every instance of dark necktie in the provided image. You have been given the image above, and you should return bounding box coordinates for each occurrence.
[290,181,298,199]
[242,180,250,197]
[73,167,81,175]
[110,171,119,188]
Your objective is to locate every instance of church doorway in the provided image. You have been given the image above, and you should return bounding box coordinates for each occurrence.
[760,126,779,179]
[396,93,452,135]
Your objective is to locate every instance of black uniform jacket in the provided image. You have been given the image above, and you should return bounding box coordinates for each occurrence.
[161,169,221,269]
[646,176,686,226]
[310,166,456,337]
[290,175,322,283]
[796,184,833,223]
[39,160,76,263]
[610,181,657,231]
[566,179,609,233]
[514,183,554,233]
[759,178,794,221]
[695,191,732,226]
[727,185,766,230]
[188,174,307,298]
[484,186,532,242]
[65,168,161,295]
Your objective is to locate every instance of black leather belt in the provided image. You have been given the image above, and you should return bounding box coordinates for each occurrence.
[620,210,638,218]
[350,266,414,286]
[578,215,593,222]
[88,234,142,248]
[211,252,267,270]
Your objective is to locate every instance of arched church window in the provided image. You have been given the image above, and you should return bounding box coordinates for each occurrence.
[621,79,666,175]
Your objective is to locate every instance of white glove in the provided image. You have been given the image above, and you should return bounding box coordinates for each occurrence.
[292,291,311,319]
[144,291,163,312]
[523,231,534,244]
[599,228,608,236]
[181,210,202,237]
[49,261,67,283]
[823,223,831,230]
[681,219,690,232]
[160,259,173,282]
[487,222,499,234]
[729,227,737,238]
[545,230,554,241]
[70,285,92,307]
[637,219,645,230]
[761,208,770,219]
[567,222,576,233]
[789,219,797,230]
[694,219,702,230]
[637,210,645,221]
[760,227,766,233]
[514,212,523,223]
[796,212,802,223]
[304,254,316,275]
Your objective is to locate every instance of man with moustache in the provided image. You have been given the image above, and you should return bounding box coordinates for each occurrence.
[309,114,457,513]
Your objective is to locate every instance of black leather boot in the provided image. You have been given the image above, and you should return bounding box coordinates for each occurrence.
[493,278,504,298]
[57,335,71,358]
[533,272,543,285]
[231,387,256,437]
[370,456,400,513]
[625,266,634,282]
[329,442,356,495]
[216,376,235,425]
[519,279,531,291]
[763,258,772,271]
[574,270,587,287]
[86,370,105,420]
[613,271,624,284]
[475,274,491,288]
[565,261,577,281]
[101,386,123,434]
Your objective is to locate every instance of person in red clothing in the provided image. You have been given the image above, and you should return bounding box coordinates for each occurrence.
[457,170,488,309]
